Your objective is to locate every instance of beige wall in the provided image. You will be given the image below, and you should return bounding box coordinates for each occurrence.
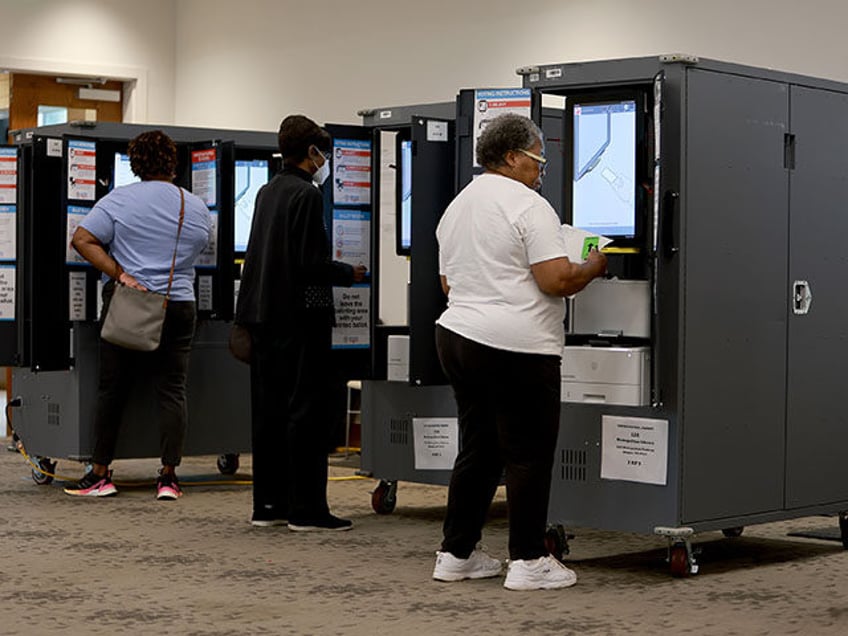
[174,0,848,129]
[1,0,847,130]
[0,0,177,124]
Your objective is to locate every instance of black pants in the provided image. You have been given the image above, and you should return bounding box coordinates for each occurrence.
[436,325,561,561]
[92,287,197,468]
[249,321,336,521]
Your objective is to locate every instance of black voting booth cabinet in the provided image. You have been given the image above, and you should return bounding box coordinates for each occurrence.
[8,122,278,480]
[324,104,459,512]
[357,59,848,576]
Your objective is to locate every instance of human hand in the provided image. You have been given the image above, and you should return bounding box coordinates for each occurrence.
[353,264,367,283]
[586,248,607,276]
[118,271,148,292]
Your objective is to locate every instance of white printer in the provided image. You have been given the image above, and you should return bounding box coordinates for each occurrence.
[561,345,650,406]
[569,278,650,338]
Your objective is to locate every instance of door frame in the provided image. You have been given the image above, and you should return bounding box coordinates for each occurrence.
[0,55,149,123]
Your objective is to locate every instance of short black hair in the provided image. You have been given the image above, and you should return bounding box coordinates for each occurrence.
[127,130,177,180]
[278,115,331,166]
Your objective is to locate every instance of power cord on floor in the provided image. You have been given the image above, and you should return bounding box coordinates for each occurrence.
[12,438,371,486]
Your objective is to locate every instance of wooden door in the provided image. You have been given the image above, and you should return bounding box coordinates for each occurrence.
[8,73,123,140]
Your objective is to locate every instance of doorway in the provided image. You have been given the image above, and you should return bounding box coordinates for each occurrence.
[6,72,124,142]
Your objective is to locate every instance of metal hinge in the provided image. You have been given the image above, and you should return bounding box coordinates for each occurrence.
[659,54,700,65]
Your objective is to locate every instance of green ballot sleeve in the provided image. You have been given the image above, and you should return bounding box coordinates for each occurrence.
[581,236,600,260]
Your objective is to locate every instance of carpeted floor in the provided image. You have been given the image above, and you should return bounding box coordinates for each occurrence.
[1,440,846,635]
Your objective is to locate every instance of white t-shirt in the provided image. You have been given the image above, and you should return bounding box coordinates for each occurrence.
[436,172,568,356]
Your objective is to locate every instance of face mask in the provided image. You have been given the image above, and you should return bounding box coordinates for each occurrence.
[312,150,330,186]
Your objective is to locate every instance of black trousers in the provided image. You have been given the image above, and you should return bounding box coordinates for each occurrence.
[249,321,336,521]
[436,325,561,561]
[92,287,197,468]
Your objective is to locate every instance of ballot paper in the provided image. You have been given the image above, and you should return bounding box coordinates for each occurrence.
[561,224,613,261]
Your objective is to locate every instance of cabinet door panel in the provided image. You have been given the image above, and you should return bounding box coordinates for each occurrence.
[785,86,848,507]
[682,70,788,522]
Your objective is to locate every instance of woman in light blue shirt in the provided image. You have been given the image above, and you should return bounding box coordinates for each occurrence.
[65,130,212,501]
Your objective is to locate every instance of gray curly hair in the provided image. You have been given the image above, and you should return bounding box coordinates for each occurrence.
[476,113,543,170]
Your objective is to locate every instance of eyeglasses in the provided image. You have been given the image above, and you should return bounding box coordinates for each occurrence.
[312,146,331,162]
[517,148,548,166]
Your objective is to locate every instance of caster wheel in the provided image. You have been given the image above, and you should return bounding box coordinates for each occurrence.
[669,543,690,578]
[371,480,397,515]
[544,525,571,561]
[721,526,744,538]
[216,453,240,475]
[839,513,848,550]
[31,457,56,485]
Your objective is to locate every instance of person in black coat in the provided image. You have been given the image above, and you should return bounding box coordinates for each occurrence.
[236,115,366,530]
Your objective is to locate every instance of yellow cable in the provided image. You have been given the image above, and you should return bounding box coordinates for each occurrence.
[17,443,79,483]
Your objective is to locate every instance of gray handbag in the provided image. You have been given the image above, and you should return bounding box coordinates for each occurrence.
[100,187,186,351]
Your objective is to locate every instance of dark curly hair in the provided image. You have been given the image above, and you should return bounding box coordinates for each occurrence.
[476,113,543,170]
[278,115,331,166]
[127,130,178,180]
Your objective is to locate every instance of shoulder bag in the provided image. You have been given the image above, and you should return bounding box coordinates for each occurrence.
[100,186,186,351]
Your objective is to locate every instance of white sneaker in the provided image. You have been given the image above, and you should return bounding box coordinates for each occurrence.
[432,549,503,582]
[504,555,577,591]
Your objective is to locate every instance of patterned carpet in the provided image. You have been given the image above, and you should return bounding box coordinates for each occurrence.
[1,441,846,635]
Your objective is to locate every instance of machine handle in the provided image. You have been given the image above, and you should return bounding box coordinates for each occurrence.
[661,190,679,257]
[582,393,607,404]
[793,280,812,315]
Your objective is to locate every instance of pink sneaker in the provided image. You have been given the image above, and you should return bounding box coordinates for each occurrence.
[155,472,183,500]
[64,470,118,497]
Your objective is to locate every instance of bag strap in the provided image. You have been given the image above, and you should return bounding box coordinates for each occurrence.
[163,186,186,306]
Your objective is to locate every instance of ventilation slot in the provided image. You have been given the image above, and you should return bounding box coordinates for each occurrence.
[47,402,61,427]
[389,418,410,445]
[561,448,587,482]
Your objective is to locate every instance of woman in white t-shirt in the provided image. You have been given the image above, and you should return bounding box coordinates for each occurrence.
[431,114,606,591]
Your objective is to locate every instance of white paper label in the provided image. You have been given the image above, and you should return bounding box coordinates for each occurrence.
[67,140,96,201]
[47,138,63,157]
[198,275,213,311]
[0,147,17,204]
[332,139,371,205]
[66,206,90,264]
[413,418,458,470]
[0,205,16,260]
[195,210,218,267]
[332,286,370,348]
[69,271,87,321]
[427,120,448,142]
[0,265,14,320]
[191,148,217,207]
[331,207,371,349]
[601,415,669,485]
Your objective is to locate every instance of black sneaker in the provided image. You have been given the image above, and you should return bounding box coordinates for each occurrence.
[64,470,118,497]
[251,505,288,527]
[287,514,353,532]
[155,471,182,500]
